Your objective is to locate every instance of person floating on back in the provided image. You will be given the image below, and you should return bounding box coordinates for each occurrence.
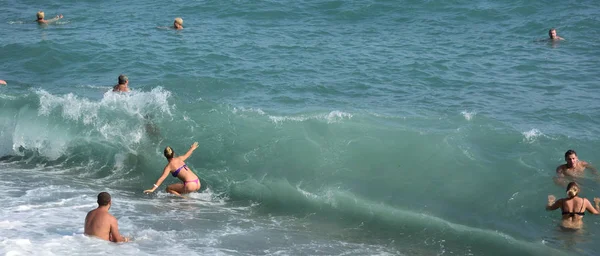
[554,149,598,186]
[36,11,63,24]
[174,17,183,30]
[144,142,202,197]
[0,80,6,85]
[84,192,130,243]
[548,28,564,41]
[546,182,600,230]
[113,74,130,92]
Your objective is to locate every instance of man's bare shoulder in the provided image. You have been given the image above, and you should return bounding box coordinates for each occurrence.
[87,209,116,220]
[112,86,130,92]
[86,208,99,217]
[99,211,116,220]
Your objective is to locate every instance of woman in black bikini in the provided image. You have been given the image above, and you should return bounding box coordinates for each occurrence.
[144,142,201,197]
[546,182,600,230]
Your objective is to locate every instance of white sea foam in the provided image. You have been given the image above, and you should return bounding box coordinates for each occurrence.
[75,84,112,90]
[8,110,70,160]
[0,94,17,100]
[368,112,407,120]
[461,148,476,161]
[522,129,543,143]
[14,239,31,246]
[508,192,519,202]
[269,115,309,123]
[269,110,352,124]
[232,107,265,115]
[3,88,174,159]
[326,110,353,123]
[37,87,172,123]
[461,110,476,121]
[0,221,25,230]
[99,87,173,116]
[297,186,319,200]
[188,188,227,205]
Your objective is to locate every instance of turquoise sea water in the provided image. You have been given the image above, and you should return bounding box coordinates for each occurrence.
[1,0,600,255]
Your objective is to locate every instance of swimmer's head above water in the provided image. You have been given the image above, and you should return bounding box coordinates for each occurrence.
[566,182,580,198]
[118,74,128,85]
[164,146,174,159]
[549,28,557,39]
[174,17,183,30]
[564,149,578,168]
[97,191,111,208]
[548,28,564,41]
[36,11,63,24]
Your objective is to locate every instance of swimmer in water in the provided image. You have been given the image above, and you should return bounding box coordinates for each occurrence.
[546,182,600,231]
[112,74,130,92]
[144,142,201,197]
[554,149,598,186]
[548,28,565,41]
[36,11,63,24]
[84,192,130,242]
[173,17,183,30]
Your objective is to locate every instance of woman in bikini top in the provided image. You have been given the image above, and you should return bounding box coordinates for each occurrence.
[546,182,600,230]
[144,142,201,197]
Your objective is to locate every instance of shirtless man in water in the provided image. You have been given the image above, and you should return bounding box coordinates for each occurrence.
[113,74,130,92]
[554,150,598,186]
[84,192,129,243]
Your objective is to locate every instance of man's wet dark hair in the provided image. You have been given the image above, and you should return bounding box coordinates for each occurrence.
[565,149,577,158]
[118,74,128,85]
[97,192,111,206]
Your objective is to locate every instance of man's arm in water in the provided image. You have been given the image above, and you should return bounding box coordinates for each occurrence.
[555,165,566,177]
[109,216,129,243]
[553,165,568,186]
[583,161,598,176]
